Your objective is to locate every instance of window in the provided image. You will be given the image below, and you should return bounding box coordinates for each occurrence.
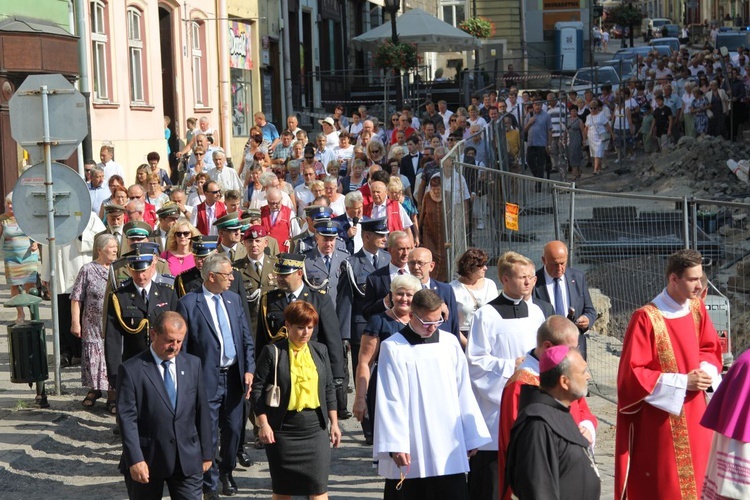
[441,1,466,28]
[191,21,207,106]
[90,1,110,101]
[127,8,145,103]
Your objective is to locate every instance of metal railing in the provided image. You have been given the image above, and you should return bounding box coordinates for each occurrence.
[440,119,750,402]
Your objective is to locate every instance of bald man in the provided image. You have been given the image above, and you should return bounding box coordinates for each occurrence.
[532,241,596,359]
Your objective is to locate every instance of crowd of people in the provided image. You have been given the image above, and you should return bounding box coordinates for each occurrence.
[2,87,748,499]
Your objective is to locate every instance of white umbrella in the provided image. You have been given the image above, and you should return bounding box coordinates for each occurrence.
[351,8,481,52]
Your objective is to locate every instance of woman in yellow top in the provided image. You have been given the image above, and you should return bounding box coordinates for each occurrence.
[252,301,341,499]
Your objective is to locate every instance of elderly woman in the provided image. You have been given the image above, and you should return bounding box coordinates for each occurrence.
[323,175,345,215]
[584,99,613,175]
[70,234,119,410]
[160,220,200,275]
[340,158,367,194]
[239,125,272,178]
[387,176,418,245]
[0,192,40,322]
[366,140,387,168]
[252,301,341,499]
[187,171,210,207]
[183,146,208,188]
[449,248,498,347]
[353,275,422,439]
[99,185,129,221]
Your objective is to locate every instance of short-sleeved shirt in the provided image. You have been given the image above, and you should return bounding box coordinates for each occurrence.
[653,105,673,135]
[364,312,404,346]
[527,110,551,147]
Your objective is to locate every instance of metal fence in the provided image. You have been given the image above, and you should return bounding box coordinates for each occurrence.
[442,122,750,402]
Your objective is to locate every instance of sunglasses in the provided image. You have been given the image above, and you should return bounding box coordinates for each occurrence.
[195,153,205,157]
[206,189,221,194]
[128,196,142,200]
[175,231,191,237]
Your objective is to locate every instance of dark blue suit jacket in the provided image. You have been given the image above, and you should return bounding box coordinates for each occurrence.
[362,265,393,320]
[533,267,597,331]
[116,350,212,478]
[177,289,255,399]
[333,214,371,256]
[426,278,461,338]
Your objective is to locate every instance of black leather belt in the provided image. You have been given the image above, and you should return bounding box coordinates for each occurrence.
[219,365,235,373]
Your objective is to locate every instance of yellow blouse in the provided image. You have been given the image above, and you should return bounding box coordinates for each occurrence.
[505,129,521,159]
[287,341,320,411]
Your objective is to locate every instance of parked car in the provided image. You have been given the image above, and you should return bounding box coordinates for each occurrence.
[641,17,672,42]
[569,66,620,95]
[660,24,680,38]
[601,59,635,80]
[650,37,680,53]
[715,31,749,55]
[612,46,654,64]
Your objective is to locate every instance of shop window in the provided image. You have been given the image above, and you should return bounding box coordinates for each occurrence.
[231,69,252,137]
[90,0,111,101]
[127,7,147,104]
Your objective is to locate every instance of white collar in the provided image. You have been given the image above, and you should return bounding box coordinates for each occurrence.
[651,288,692,319]
[501,291,523,305]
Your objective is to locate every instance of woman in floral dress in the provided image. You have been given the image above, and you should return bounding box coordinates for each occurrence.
[70,234,118,410]
[691,87,710,136]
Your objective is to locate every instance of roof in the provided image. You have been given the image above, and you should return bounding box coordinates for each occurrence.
[0,16,76,38]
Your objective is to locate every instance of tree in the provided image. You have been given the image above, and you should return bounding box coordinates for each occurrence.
[608,4,643,48]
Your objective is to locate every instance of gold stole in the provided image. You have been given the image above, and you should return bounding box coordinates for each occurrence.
[642,299,702,500]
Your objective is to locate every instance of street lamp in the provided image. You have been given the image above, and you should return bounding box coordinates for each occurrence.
[384,0,403,110]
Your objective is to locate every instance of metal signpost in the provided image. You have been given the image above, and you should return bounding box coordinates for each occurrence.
[8,74,89,395]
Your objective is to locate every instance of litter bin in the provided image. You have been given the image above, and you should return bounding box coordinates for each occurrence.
[8,321,48,384]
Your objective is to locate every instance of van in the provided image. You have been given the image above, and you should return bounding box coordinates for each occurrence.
[641,18,672,42]
[570,66,621,95]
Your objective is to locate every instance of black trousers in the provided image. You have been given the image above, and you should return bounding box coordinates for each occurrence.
[384,473,468,500]
[526,146,547,180]
[467,450,498,500]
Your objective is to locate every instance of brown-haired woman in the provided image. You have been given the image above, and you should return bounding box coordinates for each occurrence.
[251,301,341,499]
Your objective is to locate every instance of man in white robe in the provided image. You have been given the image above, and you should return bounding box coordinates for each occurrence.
[465,251,548,500]
[374,289,490,499]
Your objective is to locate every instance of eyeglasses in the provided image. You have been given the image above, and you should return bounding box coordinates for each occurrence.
[408,260,432,268]
[195,153,205,157]
[206,189,221,195]
[128,196,142,200]
[212,271,234,280]
[175,231,191,237]
[412,312,444,328]
[449,118,457,122]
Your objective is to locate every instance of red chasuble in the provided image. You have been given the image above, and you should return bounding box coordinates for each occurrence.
[497,367,598,500]
[615,299,722,500]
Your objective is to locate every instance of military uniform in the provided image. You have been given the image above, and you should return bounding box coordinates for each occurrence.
[293,231,347,254]
[257,286,344,379]
[236,255,278,341]
[104,279,179,385]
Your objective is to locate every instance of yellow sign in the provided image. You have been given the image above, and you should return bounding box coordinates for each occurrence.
[505,202,519,231]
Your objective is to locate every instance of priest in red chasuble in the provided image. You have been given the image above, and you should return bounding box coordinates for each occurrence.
[615,249,722,499]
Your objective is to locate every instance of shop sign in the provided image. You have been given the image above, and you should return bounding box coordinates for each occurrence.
[229,21,253,70]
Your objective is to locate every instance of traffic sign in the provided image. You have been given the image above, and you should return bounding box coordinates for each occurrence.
[12,162,91,246]
[8,74,87,163]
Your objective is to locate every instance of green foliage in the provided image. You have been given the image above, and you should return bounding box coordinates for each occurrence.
[608,5,643,27]
[373,40,419,71]
[459,17,495,39]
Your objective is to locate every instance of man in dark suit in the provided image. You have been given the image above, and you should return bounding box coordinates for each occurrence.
[151,203,180,253]
[303,220,350,306]
[116,312,212,500]
[177,254,255,499]
[362,230,414,320]
[333,191,366,255]
[399,135,421,188]
[105,252,179,397]
[532,240,597,359]
[257,254,347,417]
[336,217,390,441]
[407,247,461,339]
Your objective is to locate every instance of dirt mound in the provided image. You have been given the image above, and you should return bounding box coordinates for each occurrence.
[635,136,750,200]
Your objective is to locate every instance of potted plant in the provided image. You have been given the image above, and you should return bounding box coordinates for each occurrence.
[373,40,419,71]
[459,17,495,39]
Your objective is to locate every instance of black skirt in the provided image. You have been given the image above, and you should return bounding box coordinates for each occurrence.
[265,408,331,495]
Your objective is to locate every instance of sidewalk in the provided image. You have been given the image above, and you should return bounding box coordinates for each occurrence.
[0,281,616,499]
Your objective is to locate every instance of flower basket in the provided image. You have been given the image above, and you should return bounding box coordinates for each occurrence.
[459,17,495,39]
[373,40,419,71]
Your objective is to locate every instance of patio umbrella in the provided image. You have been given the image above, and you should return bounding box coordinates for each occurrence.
[351,8,480,52]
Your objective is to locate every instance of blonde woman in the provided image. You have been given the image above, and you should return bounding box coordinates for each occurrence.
[160,219,200,275]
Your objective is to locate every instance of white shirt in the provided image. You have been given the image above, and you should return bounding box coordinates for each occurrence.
[202,285,237,367]
[88,183,109,214]
[294,185,315,216]
[97,160,124,183]
[347,217,363,253]
[150,347,177,393]
[388,263,409,282]
[208,166,243,193]
[543,268,569,314]
[190,202,220,235]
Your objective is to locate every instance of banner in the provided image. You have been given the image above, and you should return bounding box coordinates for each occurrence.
[229,22,253,70]
[505,202,519,231]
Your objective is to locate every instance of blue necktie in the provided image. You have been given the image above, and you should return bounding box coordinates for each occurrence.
[554,278,566,317]
[324,255,331,272]
[162,360,176,409]
[213,295,237,361]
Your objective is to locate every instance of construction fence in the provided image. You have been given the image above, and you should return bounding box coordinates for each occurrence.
[442,121,749,402]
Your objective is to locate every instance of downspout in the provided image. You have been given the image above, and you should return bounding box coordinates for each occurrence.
[217,0,232,158]
[73,0,91,172]
[282,0,294,118]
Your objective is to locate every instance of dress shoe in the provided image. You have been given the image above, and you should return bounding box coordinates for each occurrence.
[202,491,220,500]
[220,473,238,496]
[338,410,353,420]
[237,449,253,467]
